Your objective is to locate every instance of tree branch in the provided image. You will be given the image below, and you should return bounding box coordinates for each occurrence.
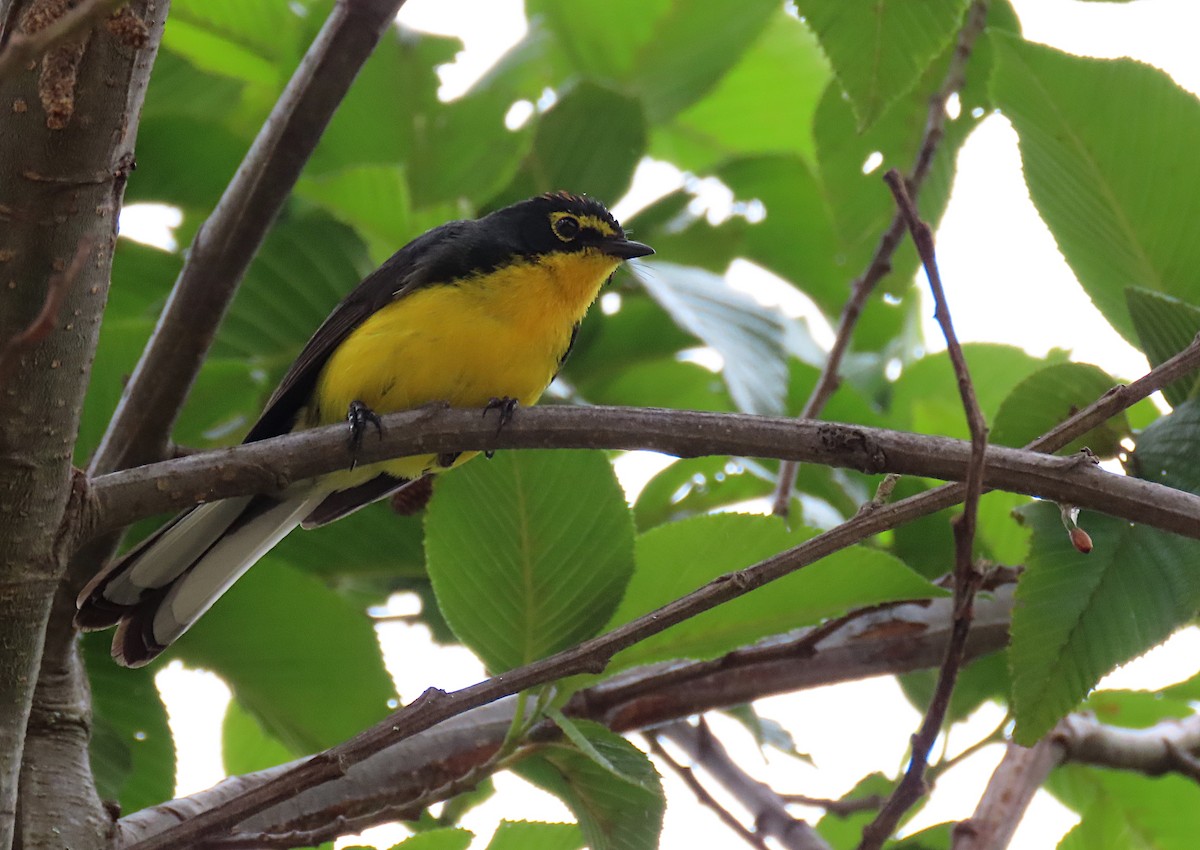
[647,733,771,850]
[88,0,408,477]
[951,735,1061,850]
[85,405,1200,542]
[858,167,992,850]
[117,588,1017,845]
[658,720,833,850]
[772,0,990,516]
[112,333,1198,848]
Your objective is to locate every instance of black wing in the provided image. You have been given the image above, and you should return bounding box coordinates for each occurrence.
[243,221,472,443]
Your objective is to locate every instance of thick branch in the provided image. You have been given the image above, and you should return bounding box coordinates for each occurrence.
[117,590,1016,844]
[86,406,1200,541]
[89,0,407,476]
[954,712,1200,850]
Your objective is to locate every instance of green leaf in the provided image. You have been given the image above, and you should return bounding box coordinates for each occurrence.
[424,451,635,673]
[634,262,789,416]
[890,344,1060,439]
[222,698,297,776]
[213,212,373,367]
[309,27,458,176]
[626,0,779,122]
[797,0,969,128]
[526,0,670,82]
[176,561,395,754]
[579,357,735,413]
[992,35,1200,343]
[607,514,943,671]
[633,456,771,531]
[1009,503,1200,744]
[564,295,695,391]
[296,165,416,262]
[497,82,646,206]
[126,116,247,211]
[816,773,894,850]
[515,721,663,850]
[485,821,583,850]
[1126,288,1200,407]
[386,829,474,850]
[83,634,175,812]
[651,12,828,170]
[1083,689,1192,730]
[1050,765,1200,850]
[164,0,309,86]
[991,362,1129,457]
[142,48,247,123]
[274,500,426,580]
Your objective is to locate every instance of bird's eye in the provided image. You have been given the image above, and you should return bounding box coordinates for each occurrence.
[552,215,581,242]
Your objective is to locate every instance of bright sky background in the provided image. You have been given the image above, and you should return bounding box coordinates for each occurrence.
[137,2,1200,849]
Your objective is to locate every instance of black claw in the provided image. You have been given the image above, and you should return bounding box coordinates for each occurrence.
[483,396,518,432]
[347,400,383,470]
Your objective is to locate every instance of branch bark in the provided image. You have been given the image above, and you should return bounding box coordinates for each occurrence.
[0,1,164,846]
[84,405,1200,542]
[115,589,1016,844]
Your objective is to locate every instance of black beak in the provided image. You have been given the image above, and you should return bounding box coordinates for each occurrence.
[601,237,655,260]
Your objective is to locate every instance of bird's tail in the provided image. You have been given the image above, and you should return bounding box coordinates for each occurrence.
[76,492,322,667]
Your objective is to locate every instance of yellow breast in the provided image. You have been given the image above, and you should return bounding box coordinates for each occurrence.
[308,248,619,481]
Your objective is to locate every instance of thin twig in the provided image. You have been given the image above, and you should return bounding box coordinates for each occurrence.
[857,168,992,850]
[779,793,884,818]
[118,337,1197,850]
[0,0,125,81]
[647,734,769,850]
[659,720,832,850]
[0,238,92,388]
[772,0,990,516]
[88,0,407,477]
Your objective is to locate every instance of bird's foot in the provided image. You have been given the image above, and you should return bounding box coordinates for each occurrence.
[347,400,383,470]
[482,396,519,458]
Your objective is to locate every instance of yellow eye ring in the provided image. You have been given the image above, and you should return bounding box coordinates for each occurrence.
[552,214,581,242]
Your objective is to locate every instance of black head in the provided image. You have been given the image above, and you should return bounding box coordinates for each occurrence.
[480,192,655,263]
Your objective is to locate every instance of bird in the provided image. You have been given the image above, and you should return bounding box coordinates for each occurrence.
[76,192,654,667]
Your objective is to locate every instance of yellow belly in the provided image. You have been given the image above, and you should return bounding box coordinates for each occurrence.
[307,251,619,483]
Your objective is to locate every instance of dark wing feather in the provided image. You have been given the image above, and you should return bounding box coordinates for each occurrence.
[243,221,472,442]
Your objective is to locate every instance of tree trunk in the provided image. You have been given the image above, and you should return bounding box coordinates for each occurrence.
[0,2,166,846]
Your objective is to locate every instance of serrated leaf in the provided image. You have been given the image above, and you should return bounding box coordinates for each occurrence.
[83,634,175,812]
[424,451,635,674]
[633,456,771,531]
[816,773,894,850]
[1126,288,1200,407]
[296,165,416,262]
[797,0,969,129]
[485,821,583,850]
[722,705,812,763]
[992,35,1200,343]
[635,262,788,416]
[1010,502,1200,744]
[991,362,1129,457]
[175,561,395,754]
[607,514,943,671]
[514,721,663,850]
